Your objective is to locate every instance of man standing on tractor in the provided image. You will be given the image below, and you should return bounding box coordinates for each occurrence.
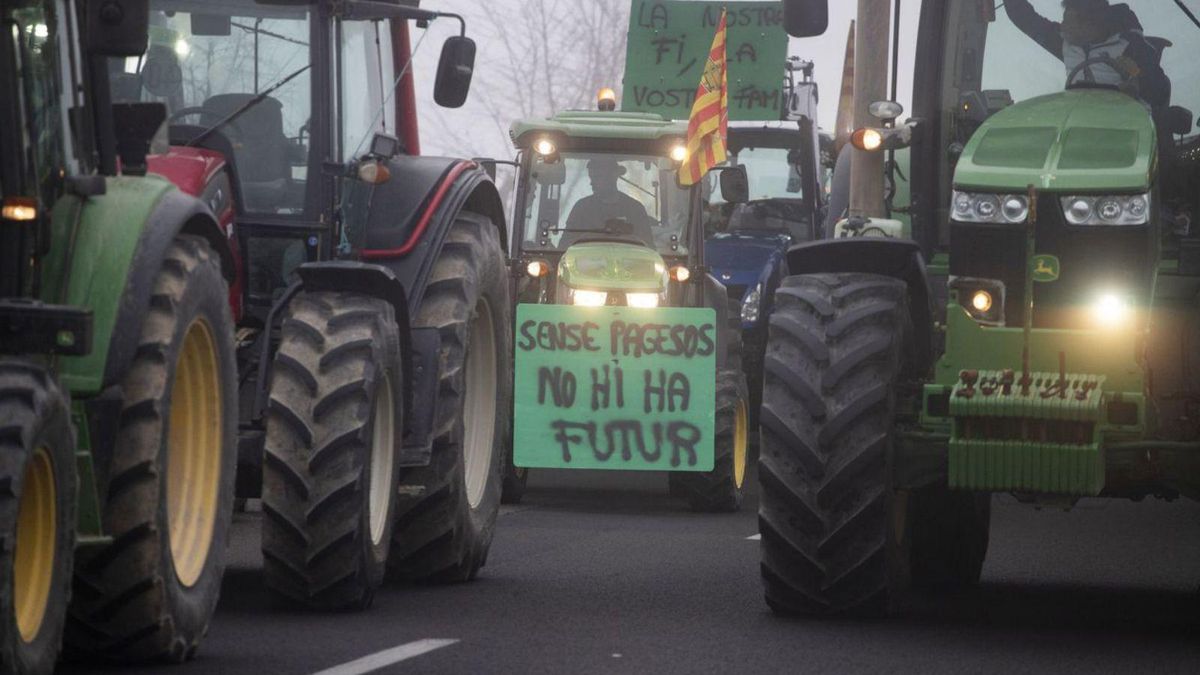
[1006,0,1171,111]
[565,157,657,245]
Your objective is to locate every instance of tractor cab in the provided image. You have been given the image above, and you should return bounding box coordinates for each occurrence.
[111,0,476,323]
[510,110,748,309]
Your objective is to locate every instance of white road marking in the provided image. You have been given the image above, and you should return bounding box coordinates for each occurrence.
[746,533,761,540]
[311,639,459,675]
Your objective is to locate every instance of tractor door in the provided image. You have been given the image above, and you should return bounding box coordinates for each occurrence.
[332,13,400,255]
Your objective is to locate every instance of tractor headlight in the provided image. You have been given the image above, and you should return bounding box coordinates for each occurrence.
[740,285,762,324]
[952,191,1029,224]
[1061,193,1150,226]
[1091,292,1131,329]
[949,276,1006,326]
[570,289,608,307]
[626,292,660,308]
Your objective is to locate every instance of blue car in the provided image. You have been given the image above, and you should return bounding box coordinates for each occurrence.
[705,125,827,427]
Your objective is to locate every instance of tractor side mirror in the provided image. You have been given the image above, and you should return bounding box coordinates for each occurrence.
[434,36,476,109]
[1165,106,1194,136]
[83,0,150,56]
[781,0,829,38]
[716,165,750,204]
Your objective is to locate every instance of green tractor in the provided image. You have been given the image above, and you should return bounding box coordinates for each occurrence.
[759,0,1200,614]
[1,0,237,669]
[497,99,753,511]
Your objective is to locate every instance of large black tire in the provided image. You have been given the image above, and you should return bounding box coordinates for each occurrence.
[0,361,76,674]
[911,489,991,590]
[66,235,236,662]
[669,370,750,512]
[388,213,511,582]
[758,273,913,616]
[262,292,403,609]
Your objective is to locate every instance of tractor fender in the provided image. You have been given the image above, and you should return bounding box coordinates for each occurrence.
[248,261,438,467]
[48,177,230,395]
[102,188,233,389]
[785,238,935,374]
[290,261,420,448]
[357,157,508,315]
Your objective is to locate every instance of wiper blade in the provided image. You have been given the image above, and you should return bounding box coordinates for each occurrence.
[186,64,312,147]
[231,21,309,47]
[1176,0,1200,30]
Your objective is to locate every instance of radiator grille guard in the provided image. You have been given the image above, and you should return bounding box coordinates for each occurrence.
[948,369,1106,495]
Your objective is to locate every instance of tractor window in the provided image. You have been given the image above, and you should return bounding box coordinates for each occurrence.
[971,0,1200,121]
[3,1,65,208]
[339,20,396,160]
[521,152,692,255]
[118,2,313,215]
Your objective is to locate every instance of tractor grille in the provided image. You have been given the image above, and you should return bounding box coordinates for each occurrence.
[950,195,1154,329]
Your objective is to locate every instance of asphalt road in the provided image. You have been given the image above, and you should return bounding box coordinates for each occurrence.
[62,470,1200,674]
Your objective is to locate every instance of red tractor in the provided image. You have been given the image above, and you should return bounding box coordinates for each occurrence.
[114,0,512,609]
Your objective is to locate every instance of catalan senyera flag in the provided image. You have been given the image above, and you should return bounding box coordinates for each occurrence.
[678,9,728,187]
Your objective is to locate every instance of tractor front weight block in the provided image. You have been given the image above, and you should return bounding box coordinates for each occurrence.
[918,303,1148,497]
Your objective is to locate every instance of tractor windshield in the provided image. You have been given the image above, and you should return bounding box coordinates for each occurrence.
[113,0,312,215]
[521,152,693,255]
[958,0,1200,126]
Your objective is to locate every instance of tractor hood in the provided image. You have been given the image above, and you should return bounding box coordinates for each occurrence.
[954,89,1155,193]
[558,242,666,292]
[705,232,790,288]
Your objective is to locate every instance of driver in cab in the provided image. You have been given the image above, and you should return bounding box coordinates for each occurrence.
[564,158,656,246]
[1005,0,1170,112]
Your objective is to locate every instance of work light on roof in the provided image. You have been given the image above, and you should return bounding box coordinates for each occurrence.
[597,87,617,112]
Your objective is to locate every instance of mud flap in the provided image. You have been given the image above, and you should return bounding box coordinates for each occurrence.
[399,327,441,467]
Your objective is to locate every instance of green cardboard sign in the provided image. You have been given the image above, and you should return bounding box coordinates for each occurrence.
[513,304,717,472]
[622,0,788,121]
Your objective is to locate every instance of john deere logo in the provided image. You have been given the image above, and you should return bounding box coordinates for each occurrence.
[1032,255,1061,283]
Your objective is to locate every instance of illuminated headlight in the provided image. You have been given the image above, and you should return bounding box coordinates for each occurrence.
[1091,292,1131,328]
[571,289,607,307]
[740,285,762,324]
[952,191,1028,224]
[949,276,1006,326]
[626,292,660,308]
[1061,193,1150,226]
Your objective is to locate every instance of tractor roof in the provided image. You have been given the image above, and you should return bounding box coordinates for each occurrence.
[510,111,687,147]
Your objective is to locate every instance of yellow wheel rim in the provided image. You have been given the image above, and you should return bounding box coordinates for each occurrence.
[167,318,222,588]
[14,447,56,644]
[733,399,749,489]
